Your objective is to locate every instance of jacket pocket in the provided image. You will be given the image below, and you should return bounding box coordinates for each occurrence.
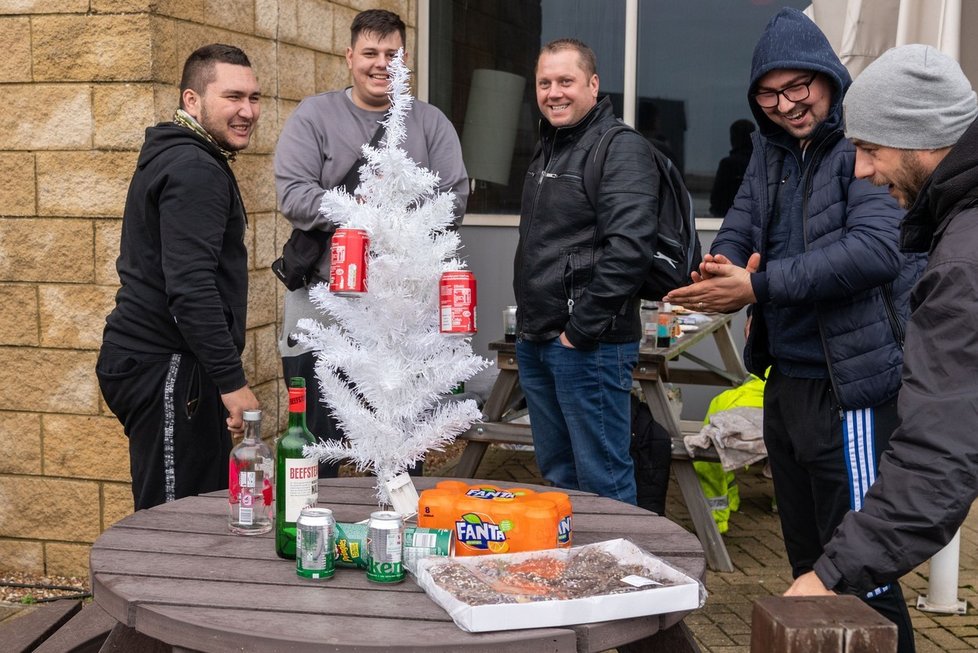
[560,248,589,305]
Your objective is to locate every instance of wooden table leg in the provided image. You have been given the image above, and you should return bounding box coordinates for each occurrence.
[454,441,490,478]
[617,621,702,653]
[673,457,734,572]
[455,369,521,478]
[639,379,734,573]
[713,321,748,381]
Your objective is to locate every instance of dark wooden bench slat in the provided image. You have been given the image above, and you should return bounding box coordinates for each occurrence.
[0,599,81,653]
[34,602,116,653]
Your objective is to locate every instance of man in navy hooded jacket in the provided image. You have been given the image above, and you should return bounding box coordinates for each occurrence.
[666,9,923,649]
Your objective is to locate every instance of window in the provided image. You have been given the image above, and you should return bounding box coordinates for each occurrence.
[425,0,808,217]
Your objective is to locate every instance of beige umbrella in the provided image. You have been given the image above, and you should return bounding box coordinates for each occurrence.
[806,0,964,76]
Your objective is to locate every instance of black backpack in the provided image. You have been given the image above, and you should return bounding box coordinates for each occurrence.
[630,393,671,515]
[583,124,702,300]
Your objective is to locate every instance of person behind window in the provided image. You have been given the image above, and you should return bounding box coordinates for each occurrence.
[96,44,262,510]
[513,38,656,505]
[709,118,755,217]
[273,9,469,477]
[665,9,925,651]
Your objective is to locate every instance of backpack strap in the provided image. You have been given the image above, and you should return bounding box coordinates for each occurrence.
[583,123,634,210]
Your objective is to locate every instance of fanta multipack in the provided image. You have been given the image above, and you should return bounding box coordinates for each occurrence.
[417,481,572,556]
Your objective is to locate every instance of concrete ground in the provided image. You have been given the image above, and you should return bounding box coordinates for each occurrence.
[440,445,978,652]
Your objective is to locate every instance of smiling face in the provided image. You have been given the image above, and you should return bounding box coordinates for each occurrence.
[853,141,934,208]
[755,68,831,144]
[535,49,599,128]
[346,30,404,110]
[182,62,261,152]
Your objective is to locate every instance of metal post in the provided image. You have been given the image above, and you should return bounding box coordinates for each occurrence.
[916,528,967,614]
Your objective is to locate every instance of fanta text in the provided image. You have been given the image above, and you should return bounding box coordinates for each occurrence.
[455,513,506,549]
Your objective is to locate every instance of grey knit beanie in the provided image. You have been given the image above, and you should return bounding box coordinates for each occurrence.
[844,44,977,149]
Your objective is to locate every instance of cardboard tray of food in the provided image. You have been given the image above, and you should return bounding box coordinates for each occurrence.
[414,538,705,632]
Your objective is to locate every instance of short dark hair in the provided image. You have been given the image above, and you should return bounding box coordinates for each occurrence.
[179,44,252,109]
[351,9,406,48]
[539,38,597,78]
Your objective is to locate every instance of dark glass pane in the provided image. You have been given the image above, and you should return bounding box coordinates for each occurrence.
[429,0,625,215]
[636,0,808,215]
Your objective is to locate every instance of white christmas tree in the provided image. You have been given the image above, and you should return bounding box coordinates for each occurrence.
[295,50,489,504]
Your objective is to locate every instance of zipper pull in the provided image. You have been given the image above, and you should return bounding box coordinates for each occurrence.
[567,299,574,315]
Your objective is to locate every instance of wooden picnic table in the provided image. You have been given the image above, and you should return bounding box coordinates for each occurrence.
[90,476,705,652]
[455,311,750,572]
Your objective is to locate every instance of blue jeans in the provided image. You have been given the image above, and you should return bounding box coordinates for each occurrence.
[516,338,638,504]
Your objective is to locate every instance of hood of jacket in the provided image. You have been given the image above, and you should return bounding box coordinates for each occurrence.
[901,116,978,252]
[137,122,227,170]
[748,7,851,143]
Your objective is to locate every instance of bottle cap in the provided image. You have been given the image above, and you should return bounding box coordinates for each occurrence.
[243,409,262,421]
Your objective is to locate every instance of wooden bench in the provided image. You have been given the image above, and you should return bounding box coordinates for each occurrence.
[0,599,116,653]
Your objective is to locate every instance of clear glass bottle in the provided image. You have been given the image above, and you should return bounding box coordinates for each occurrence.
[228,409,274,535]
[275,377,319,559]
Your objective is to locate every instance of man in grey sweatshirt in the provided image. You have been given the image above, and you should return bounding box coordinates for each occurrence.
[273,9,468,476]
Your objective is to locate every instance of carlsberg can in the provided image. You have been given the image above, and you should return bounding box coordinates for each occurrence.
[296,507,335,579]
[366,511,404,583]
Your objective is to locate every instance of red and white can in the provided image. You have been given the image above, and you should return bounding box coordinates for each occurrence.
[329,228,369,296]
[439,271,477,336]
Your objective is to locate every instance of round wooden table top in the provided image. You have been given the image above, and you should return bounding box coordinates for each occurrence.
[91,476,705,652]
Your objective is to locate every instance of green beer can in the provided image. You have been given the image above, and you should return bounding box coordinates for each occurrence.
[295,507,335,579]
[366,511,404,583]
[403,527,454,574]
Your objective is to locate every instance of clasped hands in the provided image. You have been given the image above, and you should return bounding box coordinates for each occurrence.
[664,252,761,314]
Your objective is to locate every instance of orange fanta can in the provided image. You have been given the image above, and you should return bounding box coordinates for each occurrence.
[537,491,573,547]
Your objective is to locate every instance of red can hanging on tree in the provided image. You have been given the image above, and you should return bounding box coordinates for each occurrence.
[329,228,369,296]
[440,271,477,336]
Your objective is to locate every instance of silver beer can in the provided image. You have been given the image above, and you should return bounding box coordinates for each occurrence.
[296,507,335,579]
[366,510,404,583]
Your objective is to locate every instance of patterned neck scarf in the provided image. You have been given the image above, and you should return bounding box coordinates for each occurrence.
[172,108,236,162]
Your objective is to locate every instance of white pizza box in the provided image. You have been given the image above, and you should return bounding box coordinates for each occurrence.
[415,538,705,633]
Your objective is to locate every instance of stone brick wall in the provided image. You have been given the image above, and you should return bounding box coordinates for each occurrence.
[0,0,413,577]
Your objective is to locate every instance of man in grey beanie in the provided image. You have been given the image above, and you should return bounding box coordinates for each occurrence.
[787,44,978,603]
[666,11,922,649]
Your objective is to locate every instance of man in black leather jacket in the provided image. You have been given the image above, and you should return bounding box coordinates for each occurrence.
[513,38,656,504]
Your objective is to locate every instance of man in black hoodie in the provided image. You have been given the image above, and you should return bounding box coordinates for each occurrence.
[787,46,978,618]
[666,9,920,650]
[96,44,261,511]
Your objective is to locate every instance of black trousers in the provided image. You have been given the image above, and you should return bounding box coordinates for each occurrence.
[97,345,231,511]
[764,368,915,653]
[282,351,422,478]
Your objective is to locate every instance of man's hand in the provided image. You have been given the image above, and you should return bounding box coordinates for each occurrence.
[559,332,575,348]
[785,571,835,596]
[666,253,761,313]
[222,385,260,436]
[691,253,733,283]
